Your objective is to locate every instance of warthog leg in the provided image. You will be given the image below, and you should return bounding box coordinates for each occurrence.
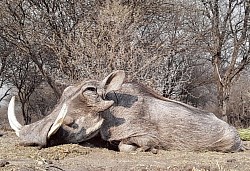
[118,141,138,152]
[118,139,158,154]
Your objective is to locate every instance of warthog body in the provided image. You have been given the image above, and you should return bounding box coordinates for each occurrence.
[100,82,243,152]
[8,70,243,152]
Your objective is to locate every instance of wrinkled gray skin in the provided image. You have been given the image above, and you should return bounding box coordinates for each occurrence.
[12,71,125,147]
[99,81,244,153]
[11,70,243,152]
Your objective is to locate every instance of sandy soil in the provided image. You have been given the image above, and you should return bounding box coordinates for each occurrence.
[0,131,250,171]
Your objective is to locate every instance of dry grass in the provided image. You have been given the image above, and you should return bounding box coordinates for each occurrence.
[0,131,250,171]
[238,129,250,141]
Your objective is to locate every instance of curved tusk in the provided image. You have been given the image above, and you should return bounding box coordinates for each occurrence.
[47,103,68,138]
[86,118,104,135]
[7,96,22,136]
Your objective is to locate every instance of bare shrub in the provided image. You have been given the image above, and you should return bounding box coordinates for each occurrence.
[0,0,249,127]
[228,71,250,128]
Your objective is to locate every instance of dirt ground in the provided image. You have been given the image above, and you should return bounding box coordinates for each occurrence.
[0,131,249,171]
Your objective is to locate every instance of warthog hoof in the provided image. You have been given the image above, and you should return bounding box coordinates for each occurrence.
[119,143,137,152]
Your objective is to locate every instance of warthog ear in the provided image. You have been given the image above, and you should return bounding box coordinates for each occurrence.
[100,70,125,95]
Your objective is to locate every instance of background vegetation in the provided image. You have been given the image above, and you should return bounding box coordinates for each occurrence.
[0,0,249,127]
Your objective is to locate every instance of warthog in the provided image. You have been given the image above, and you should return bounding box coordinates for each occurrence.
[8,70,244,152]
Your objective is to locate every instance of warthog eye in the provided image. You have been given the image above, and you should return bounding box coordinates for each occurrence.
[85,87,97,92]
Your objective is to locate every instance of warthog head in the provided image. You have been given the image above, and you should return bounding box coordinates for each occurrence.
[8,70,125,147]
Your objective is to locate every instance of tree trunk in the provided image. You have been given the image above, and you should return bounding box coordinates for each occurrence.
[212,55,231,123]
[217,84,230,122]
